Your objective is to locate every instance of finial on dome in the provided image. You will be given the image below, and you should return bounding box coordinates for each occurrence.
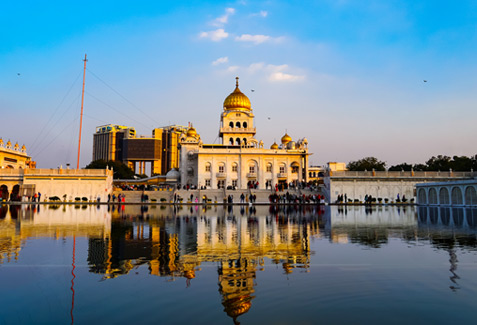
[235,76,239,88]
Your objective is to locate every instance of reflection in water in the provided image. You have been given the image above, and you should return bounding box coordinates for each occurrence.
[1,204,477,323]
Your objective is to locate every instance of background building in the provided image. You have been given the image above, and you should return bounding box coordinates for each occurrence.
[0,138,36,169]
[92,124,187,176]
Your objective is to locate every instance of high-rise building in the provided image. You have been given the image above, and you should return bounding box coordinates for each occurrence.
[92,124,188,176]
[92,124,136,162]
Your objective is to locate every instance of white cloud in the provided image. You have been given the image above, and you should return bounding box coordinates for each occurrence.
[235,34,284,44]
[269,72,305,82]
[251,10,268,17]
[235,34,270,44]
[212,8,236,26]
[223,62,305,82]
[212,57,229,65]
[199,29,229,41]
[227,66,239,73]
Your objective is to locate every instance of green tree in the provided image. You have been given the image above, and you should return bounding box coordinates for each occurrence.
[85,160,135,179]
[451,155,474,171]
[388,163,413,171]
[425,155,452,171]
[347,157,386,171]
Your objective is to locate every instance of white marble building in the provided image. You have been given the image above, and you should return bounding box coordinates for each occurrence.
[179,78,310,190]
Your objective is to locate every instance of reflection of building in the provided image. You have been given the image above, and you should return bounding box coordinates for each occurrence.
[0,138,36,169]
[179,78,311,189]
[85,207,315,322]
[93,124,188,176]
[0,205,110,263]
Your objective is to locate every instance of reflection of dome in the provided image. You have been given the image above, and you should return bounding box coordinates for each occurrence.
[223,77,251,112]
[187,127,197,137]
[281,133,292,144]
[270,142,278,150]
[223,295,253,319]
[184,270,195,279]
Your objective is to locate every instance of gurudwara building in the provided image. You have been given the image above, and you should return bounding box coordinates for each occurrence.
[179,78,311,190]
[0,139,36,169]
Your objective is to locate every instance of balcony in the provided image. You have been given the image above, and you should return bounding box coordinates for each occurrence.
[216,172,226,178]
[246,173,257,178]
[219,127,256,134]
[277,173,287,178]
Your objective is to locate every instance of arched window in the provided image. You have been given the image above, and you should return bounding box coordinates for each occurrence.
[236,121,241,128]
[218,163,225,173]
[439,188,450,205]
[236,138,241,145]
[451,187,463,205]
[229,138,234,145]
[266,163,272,173]
[279,163,286,174]
[418,188,427,204]
[313,172,316,177]
[205,163,211,172]
[243,122,248,128]
[232,163,238,172]
[229,121,234,128]
[465,186,477,206]
[429,188,438,204]
[243,138,247,145]
[291,162,299,173]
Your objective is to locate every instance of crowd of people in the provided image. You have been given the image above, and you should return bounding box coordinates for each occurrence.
[269,192,325,204]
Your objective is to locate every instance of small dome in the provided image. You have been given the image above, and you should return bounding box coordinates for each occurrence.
[186,127,197,137]
[6,140,12,147]
[166,168,180,179]
[223,77,251,111]
[14,143,19,150]
[281,133,292,144]
[270,142,278,149]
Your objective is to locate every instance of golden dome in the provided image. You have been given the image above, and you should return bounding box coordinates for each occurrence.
[187,127,197,137]
[223,77,251,111]
[6,140,12,147]
[14,143,19,150]
[270,142,278,149]
[281,133,292,144]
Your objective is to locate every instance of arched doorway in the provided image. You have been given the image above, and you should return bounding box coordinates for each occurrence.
[0,185,8,201]
[10,184,21,202]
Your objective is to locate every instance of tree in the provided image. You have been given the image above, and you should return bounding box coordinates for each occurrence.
[451,155,474,171]
[347,157,386,171]
[388,163,413,171]
[425,155,452,171]
[85,160,135,179]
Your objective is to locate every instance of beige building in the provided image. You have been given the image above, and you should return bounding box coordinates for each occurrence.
[93,124,187,176]
[0,138,36,169]
[179,78,311,190]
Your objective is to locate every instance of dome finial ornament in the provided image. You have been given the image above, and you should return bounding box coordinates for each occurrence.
[223,77,251,111]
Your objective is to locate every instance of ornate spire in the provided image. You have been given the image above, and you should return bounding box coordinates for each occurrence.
[235,76,239,88]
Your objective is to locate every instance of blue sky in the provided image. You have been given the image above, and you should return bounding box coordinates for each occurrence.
[1,0,476,168]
